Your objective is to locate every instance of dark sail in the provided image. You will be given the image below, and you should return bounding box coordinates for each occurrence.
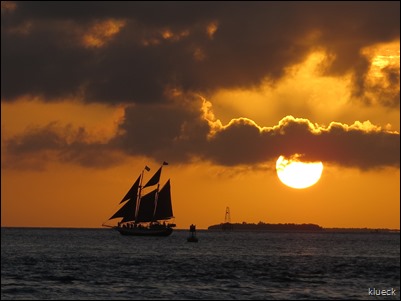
[136,189,157,222]
[154,180,173,220]
[109,198,136,222]
[120,175,141,204]
[143,167,162,188]
[103,162,175,236]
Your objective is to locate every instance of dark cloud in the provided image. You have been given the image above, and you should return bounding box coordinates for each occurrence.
[2,2,399,106]
[373,65,400,108]
[4,104,399,170]
[204,116,400,170]
[3,122,125,170]
[2,1,220,25]
[112,102,210,162]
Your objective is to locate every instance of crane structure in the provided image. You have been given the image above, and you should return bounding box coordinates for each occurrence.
[222,206,233,231]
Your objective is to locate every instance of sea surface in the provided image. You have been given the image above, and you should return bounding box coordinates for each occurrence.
[1,228,400,300]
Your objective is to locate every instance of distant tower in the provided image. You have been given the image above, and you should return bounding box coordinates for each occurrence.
[222,207,233,231]
[224,207,231,223]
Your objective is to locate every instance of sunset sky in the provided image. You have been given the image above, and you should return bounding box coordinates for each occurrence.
[1,1,400,230]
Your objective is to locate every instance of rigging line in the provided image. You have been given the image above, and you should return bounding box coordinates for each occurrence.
[134,166,148,223]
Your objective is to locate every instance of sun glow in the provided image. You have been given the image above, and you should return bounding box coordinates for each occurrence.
[276,155,323,189]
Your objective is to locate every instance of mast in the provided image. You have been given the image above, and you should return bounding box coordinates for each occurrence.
[134,161,169,223]
[134,166,150,224]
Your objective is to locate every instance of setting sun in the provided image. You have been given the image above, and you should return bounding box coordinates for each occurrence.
[276,155,324,189]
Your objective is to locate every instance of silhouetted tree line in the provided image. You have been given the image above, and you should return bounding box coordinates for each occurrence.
[208,222,323,231]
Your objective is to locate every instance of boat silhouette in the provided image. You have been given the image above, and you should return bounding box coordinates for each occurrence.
[103,162,176,236]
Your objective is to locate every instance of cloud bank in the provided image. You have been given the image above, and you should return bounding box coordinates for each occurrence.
[2,2,399,171]
[2,2,399,107]
[4,99,399,170]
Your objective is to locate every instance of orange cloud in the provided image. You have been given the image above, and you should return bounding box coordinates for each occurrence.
[82,19,126,48]
[206,21,218,39]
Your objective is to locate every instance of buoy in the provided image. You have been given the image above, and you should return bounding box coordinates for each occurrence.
[187,224,198,242]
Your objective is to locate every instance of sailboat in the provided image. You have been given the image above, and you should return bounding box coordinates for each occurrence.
[103,162,176,236]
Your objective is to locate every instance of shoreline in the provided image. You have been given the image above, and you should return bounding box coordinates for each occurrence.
[207,222,400,233]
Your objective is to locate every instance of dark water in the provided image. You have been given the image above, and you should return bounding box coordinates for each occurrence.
[1,228,400,300]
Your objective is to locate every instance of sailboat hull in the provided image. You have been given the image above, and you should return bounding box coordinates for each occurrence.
[115,226,173,236]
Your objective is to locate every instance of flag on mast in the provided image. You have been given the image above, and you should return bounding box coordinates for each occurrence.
[145,166,150,171]
[163,161,169,165]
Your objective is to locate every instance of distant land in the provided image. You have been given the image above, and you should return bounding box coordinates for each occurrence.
[207,222,400,233]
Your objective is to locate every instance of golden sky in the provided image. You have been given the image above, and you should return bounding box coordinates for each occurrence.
[1,2,400,229]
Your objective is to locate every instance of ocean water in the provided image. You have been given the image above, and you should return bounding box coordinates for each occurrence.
[1,228,400,300]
